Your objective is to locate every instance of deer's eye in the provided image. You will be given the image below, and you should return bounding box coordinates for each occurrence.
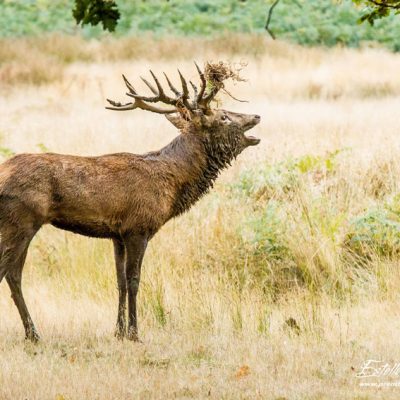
[221,115,227,121]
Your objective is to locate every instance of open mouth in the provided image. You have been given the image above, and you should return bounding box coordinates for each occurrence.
[244,115,261,146]
[245,134,261,146]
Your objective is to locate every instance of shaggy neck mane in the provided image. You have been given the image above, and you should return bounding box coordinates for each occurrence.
[157,128,241,218]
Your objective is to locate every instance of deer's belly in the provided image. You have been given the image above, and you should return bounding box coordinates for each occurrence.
[50,218,118,238]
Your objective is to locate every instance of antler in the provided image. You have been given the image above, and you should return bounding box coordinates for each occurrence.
[106,63,224,116]
[106,74,177,114]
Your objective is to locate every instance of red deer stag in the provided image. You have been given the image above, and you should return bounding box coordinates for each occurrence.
[0,62,260,342]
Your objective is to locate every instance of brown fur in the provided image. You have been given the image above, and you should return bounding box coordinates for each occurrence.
[0,106,260,342]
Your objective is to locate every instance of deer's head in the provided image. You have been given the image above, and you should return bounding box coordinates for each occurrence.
[106,62,260,158]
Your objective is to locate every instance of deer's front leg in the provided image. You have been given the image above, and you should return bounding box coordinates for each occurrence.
[123,234,148,341]
[113,238,127,339]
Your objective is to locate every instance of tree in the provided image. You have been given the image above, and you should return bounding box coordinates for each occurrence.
[72,0,400,33]
[73,0,120,32]
[354,1,400,24]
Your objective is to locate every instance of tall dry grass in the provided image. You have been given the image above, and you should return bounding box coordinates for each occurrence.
[1,36,400,399]
[0,34,268,87]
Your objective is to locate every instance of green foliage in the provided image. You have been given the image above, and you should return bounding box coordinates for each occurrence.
[0,132,15,160]
[232,161,296,198]
[353,0,400,25]
[147,283,168,327]
[36,143,50,153]
[232,149,342,201]
[73,0,120,32]
[295,149,342,173]
[345,207,400,257]
[228,149,356,296]
[235,149,400,265]
[1,1,400,51]
[0,146,15,159]
[345,193,400,258]
[232,151,343,272]
[240,201,289,261]
[70,0,400,35]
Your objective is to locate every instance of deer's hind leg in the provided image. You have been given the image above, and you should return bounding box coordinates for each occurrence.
[0,224,39,341]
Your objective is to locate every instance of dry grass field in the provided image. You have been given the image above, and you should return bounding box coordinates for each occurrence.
[2,35,400,399]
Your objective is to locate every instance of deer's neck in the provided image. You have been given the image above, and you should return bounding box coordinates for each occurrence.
[158,133,236,218]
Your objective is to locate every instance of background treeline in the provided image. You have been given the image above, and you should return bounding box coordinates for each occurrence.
[2,0,400,51]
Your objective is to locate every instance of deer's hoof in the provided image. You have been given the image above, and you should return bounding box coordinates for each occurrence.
[114,328,126,341]
[126,328,141,342]
[25,330,40,343]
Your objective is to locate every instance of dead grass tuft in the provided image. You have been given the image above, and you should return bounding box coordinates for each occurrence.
[0,38,63,86]
[205,60,246,87]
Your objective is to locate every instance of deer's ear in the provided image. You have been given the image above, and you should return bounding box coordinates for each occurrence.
[164,113,187,130]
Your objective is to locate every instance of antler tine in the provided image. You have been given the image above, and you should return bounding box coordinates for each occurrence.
[123,73,159,103]
[106,97,176,114]
[178,69,192,109]
[126,91,160,103]
[140,76,158,95]
[106,99,137,111]
[135,100,177,114]
[190,81,198,96]
[190,81,198,108]
[201,87,219,104]
[149,70,178,106]
[122,74,137,95]
[124,71,174,104]
[194,61,223,108]
[194,61,206,103]
[163,72,181,97]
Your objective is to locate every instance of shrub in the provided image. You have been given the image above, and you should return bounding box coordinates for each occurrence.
[345,208,400,258]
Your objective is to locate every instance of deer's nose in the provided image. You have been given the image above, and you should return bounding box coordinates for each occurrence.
[254,115,261,120]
